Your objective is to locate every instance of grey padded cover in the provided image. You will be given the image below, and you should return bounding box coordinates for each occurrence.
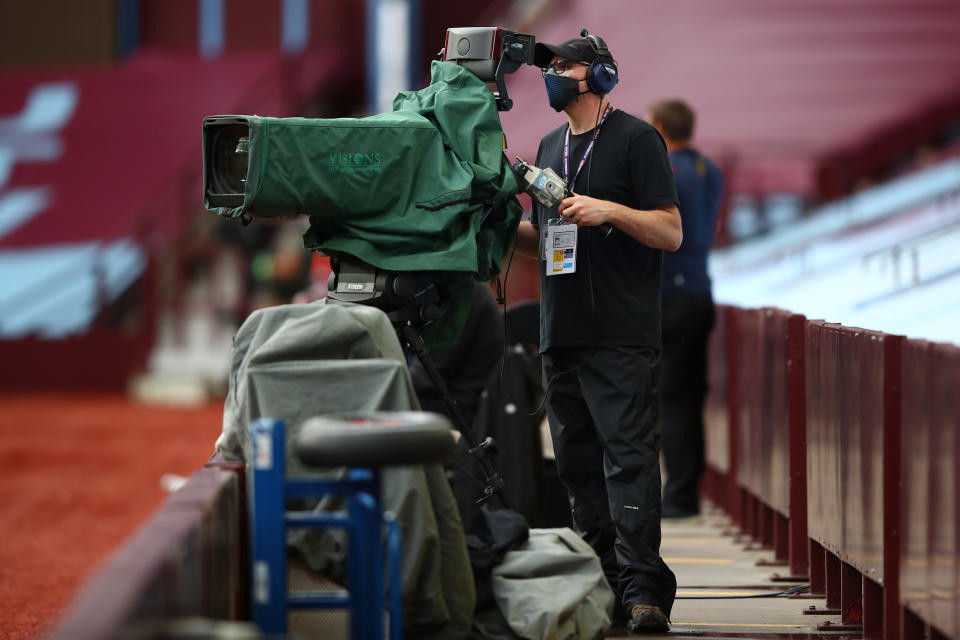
[486,528,615,640]
[295,412,458,468]
[216,299,475,638]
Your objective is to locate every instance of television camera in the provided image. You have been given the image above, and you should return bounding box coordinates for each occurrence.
[202,27,549,504]
[439,27,535,111]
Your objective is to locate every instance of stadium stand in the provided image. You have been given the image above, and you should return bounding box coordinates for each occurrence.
[712,157,960,344]
[0,45,362,390]
[5,1,960,639]
[499,0,960,239]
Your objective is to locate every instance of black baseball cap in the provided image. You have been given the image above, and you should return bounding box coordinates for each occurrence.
[533,37,602,68]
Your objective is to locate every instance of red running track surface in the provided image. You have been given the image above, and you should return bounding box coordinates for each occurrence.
[0,393,224,640]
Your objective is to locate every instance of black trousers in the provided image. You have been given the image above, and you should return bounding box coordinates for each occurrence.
[543,345,677,617]
[660,291,715,517]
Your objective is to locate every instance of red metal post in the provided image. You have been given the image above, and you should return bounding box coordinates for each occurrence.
[954,348,960,640]
[901,607,924,640]
[810,539,826,596]
[841,561,863,626]
[787,314,809,578]
[762,503,775,550]
[726,306,742,529]
[826,551,842,610]
[753,496,763,544]
[863,576,884,639]
[926,344,957,640]
[774,512,789,563]
[930,627,950,640]
[882,335,903,640]
[749,496,762,545]
[748,492,761,544]
[741,490,754,542]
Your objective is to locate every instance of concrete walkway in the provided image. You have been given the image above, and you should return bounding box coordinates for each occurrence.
[607,505,854,639]
[288,504,856,640]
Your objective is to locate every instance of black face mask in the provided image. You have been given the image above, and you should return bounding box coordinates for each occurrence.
[544,73,589,112]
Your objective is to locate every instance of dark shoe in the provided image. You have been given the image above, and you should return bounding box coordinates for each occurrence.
[627,603,670,633]
[610,609,629,628]
[609,596,630,628]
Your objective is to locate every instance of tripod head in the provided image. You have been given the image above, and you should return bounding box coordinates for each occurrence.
[325,255,506,504]
[325,254,444,330]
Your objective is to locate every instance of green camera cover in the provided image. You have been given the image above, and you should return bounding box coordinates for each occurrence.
[208,61,521,277]
[207,61,523,347]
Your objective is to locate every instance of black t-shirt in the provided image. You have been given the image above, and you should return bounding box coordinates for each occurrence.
[532,109,678,352]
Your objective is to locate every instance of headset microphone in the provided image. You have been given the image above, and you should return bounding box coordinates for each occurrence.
[579,28,618,95]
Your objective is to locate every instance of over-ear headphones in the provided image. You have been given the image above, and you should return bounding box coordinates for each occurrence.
[580,28,618,95]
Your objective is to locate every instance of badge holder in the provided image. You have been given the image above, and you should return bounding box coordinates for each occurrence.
[545,219,578,276]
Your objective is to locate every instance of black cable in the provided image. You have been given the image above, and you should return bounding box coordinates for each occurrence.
[583,98,604,209]
[584,98,604,348]
[491,206,596,419]
[674,584,810,600]
[498,239,519,391]
[525,100,607,418]
[526,352,594,417]
[450,456,490,492]
[493,206,553,414]
[398,323,506,505]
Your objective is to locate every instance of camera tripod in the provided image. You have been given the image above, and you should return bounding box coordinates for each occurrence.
[326,255,506,505]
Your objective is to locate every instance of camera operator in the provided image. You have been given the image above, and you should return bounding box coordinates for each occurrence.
[513,32,681,633]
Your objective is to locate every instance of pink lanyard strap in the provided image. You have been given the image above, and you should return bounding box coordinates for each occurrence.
[562,105,614,189]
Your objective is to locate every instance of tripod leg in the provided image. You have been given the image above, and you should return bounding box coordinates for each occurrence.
[399,323,473,439]
[398,323,507,505]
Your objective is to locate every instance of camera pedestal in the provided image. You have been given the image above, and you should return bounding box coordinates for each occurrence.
[327,255,506,505]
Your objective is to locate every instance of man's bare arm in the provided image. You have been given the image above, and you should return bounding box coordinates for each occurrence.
[514,220,540,259]
[558,195,682,251]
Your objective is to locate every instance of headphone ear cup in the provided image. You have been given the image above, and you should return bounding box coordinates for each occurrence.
[586,60,618,95]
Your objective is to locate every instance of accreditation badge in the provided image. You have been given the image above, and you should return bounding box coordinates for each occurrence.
[545,220,577,276]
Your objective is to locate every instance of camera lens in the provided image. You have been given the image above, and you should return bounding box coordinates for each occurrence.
[209,124,249,196]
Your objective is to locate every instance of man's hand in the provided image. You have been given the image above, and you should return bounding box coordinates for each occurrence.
[514,220,540,259]
[559,193,682,251]
[558,193,611,227]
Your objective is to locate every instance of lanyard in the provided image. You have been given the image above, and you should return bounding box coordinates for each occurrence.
[562,105,614,190]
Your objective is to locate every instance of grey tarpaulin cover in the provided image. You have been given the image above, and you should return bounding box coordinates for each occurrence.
[216,299,475,638]
[475,528,615,640]
[217,299,614,639]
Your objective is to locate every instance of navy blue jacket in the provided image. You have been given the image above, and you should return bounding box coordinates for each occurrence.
[662,148,724,295]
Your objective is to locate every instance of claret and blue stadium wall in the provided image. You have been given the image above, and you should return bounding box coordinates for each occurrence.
[702,306,959,640]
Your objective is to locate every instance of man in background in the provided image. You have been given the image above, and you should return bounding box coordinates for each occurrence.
[648,99,725,520]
